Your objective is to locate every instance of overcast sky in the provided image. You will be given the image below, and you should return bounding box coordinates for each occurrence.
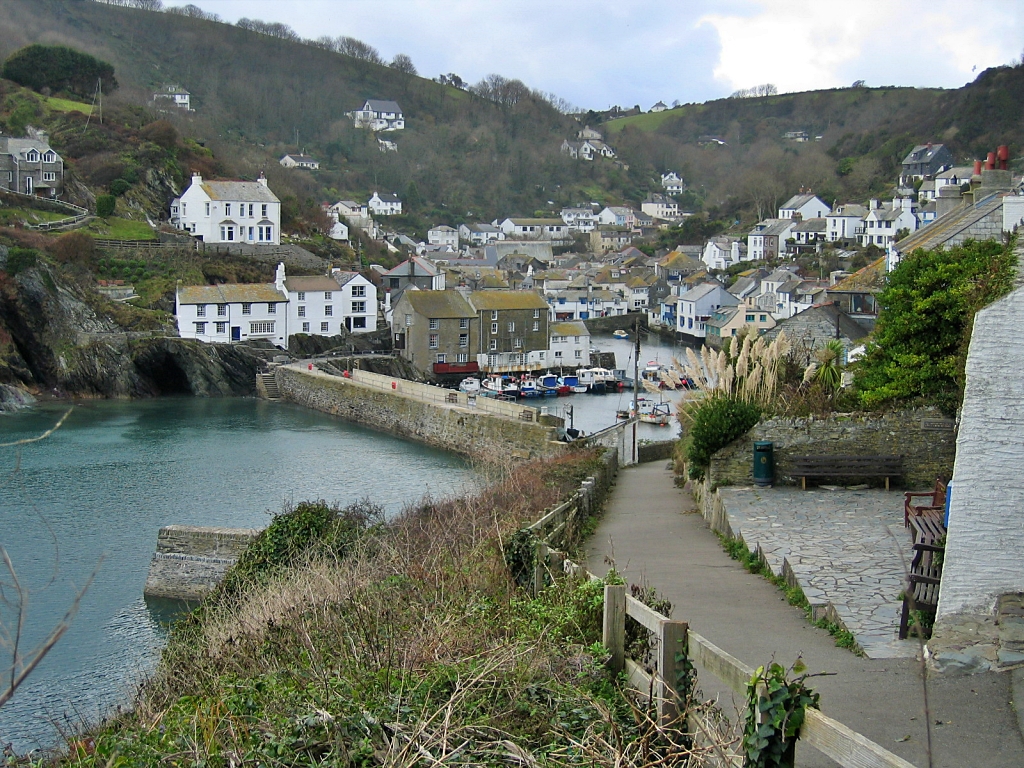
[179,0,1024,110]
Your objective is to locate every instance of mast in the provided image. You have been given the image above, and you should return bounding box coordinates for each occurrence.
[632,314,640,462]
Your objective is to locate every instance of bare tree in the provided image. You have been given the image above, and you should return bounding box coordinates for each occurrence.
[164,4,220,20]
[336,37,384,65]
[390,54,417,76]
[0,410,100,711]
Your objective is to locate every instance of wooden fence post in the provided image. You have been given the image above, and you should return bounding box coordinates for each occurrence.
[533,542,548,598]
[658,619,689,727]
[603,584,626,673]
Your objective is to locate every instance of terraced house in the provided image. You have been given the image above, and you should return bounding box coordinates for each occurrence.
[469,290,550,374]
[0,130,63,197]
[392,290,479,376]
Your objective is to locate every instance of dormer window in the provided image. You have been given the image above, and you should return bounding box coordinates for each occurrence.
[26,150,39,162]
[42,151,56,163]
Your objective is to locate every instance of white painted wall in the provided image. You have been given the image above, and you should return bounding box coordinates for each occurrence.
[937,281,1024,618]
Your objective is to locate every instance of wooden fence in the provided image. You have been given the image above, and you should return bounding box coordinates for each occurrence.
[527,522,917,767]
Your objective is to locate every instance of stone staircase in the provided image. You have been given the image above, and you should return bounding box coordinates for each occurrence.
[258,372,282,400]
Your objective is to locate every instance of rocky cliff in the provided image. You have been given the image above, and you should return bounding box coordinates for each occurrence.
[0,250,272,409]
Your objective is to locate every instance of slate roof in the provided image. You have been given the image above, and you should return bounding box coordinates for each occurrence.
[902,144,945,164]
[550,321,588,336]
[385,256,438,276]
[894,193,1006,254]
[828,257,886,293]
[364,99,402,114]
[373,192,402,203]
[177,283,286,304]
[283,154,317,163]
[201,180,279,203]
[284,275,341,292]
[780,193,819,210]
[469,290,549,311]
[403,290,474,318]
[792,218,827,232]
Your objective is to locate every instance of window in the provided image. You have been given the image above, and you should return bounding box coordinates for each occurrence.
[302,322,310,333]
[258,225,273,241]
[746,314,755,322]
[429,333,439,349]
[43,172,56,182]
[353,317,366,329]
[575,349,582,358]
[242,303,252,315]
[268,303,276,314]
[196,305,206,317]
[405,314,412,326]
[436,354,446,363]
[532,321,539,331]
[250,321,274,334]
[321,322,329,333]
[297,291,306,301]
[491,310,498,320]
[507,321,515,332]
[456,353,468,363]
[205,202,210,216]
[324,291,332,300]
[760,315,767,322]
[217,304,226,317]
[248,204,254,217]
[324,305,333,316]
[220,225,235,241]
[554,350,563,358]
[43,151,55,163]
[489,339,497,351]
[533,309,540,318]
[26,150,39,162]
[262,204,268,218]
[491,322,498,335]
[352,301,365,313]
[538,352,545,360]
[298,306,307,318]
[215,322,226,333]
[459,318,469,329]
[513,338,522,349]
[351,285,366,297]
[225,203,232,216]
[194,321,206,334]
[429,318,439,330]
[459,333,468,348]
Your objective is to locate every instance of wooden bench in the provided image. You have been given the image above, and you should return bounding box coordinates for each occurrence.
[899,512,946,639]
[904,476,947,528]
[790,455,903,490]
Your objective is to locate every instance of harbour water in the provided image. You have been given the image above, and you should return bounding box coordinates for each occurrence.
[0,398,477,752]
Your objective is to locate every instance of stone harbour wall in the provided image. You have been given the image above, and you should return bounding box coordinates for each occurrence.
[277,366,563,461]
[144,525,259,601]
[709,407,956,489]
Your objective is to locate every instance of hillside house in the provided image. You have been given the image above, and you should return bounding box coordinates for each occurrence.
[765,302,867,365]
[859,199,917,249]
[497,218,569,241]
[705,298,776,348]
[0,130,64,198]
[152,84,191,111]
[549,320,591,366]
[279,154,320,170]
[171,173,280,245]
[392,290,478,376]
[597,206,636,228]
[577,126,604,141]
[675,282,738,343]
[469,290,551,373]
[826,256,885,326]
[428,225,459,248]
[900,143,953,183]
[747,219,795,261]
[702,236,746,270]
[349,99,404,131]
[561,139,616,160]
[826,204,867,242]
[459,222,503,245]
[368,192,402,216]
[791,217,828,249]
[661,172,684,195]
[548,289,627,320]
[641,193,679,221]
[560,207,596,232]
[778,193,830,220]
[657,248,703,283]
[382,256,445,293]
[322,205,350,241]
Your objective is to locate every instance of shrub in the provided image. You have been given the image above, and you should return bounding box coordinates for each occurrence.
[52,232,96,265]
[4,247,38,276]
[1,44,117,99]
[109,178,130,196]
[685,396,762,479]
[96,195,116,218]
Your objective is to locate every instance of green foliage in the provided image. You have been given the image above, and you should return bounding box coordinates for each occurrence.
[2,44,117,99]
[743,661,820,768]
[836,157,855,176]
[3,247,38,275]
[854,238,1017,415]
[95,195,116,218]
[109,178,130,196]
[686,396,762,479]
[220,499,384,596]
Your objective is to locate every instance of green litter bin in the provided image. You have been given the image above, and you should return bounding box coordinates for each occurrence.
[753,441,774,487]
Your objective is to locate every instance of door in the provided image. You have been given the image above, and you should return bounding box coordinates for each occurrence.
[231,326,241,341]
[345,317,352,332]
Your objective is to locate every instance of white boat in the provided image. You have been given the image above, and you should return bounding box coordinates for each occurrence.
[616,397,673,426]
[612,329,629,339]
[481,375,518,397]
[558,374,588,394]
[458,377,481,394]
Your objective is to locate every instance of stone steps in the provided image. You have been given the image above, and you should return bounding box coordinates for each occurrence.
[259,372,282,400]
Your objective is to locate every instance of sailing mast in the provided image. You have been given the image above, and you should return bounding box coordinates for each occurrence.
[632,314,640,462]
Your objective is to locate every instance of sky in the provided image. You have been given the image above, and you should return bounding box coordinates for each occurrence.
[177,0,1024,111]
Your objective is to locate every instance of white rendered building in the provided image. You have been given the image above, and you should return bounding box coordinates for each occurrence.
[171,173,281,245]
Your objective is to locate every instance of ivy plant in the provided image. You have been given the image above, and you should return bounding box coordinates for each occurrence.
[742,660,820,768]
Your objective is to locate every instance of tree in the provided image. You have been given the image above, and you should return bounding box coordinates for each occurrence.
[390,54,417,76]
[96,195,116,218]
[336,37,383,65]
[164,4,220,20]
[1,45,117,99]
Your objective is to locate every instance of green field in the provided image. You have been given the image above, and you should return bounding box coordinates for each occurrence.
[85,217,157,240]
[45,96,94,114]
[604,108,684,134]
[0,207,68,226]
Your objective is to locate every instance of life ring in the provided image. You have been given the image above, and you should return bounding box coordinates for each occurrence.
[308,363,313,371]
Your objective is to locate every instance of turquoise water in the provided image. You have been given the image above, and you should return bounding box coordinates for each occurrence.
[0,398,477,752]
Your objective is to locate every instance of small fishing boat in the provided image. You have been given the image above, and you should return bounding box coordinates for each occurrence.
[558,374,588,394]
[458,377,481,394]
[538,374,565,396]
[616,397,673,426]
[481,375,518,397]
[518,377,542,398]
[612,329,629,339]
[578,368,606,393]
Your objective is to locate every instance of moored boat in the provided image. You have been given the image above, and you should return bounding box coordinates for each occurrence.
[458,377,481,394]
[481,375,518,397]
[616,397,673,426]
[612,329,629,339]
[558,374,588,394]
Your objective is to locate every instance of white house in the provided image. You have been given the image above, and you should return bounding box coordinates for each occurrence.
[650,101,668,113]
[496,218,569,241]
[321,205,350,241]
[702,236,746,270]
[285,269,378,335]
[675,283,738,341]
[458,222,503,245]
[826,204,868,242]
[752,268,808,320]
[349,99,404,131]
[428,225,459,248]
[279,154,320,170]
[859,199,917,249]
[641,194,679,221]
[153,84,191,111]
[549,321,591,366]
[778,193,830,220]
[747,219,795,261]
[560,207,596,233]
[562,139,617,160]
[661,172,684,195]
[171,173,281,245]
[368,192,402,216]
[597,206,636,228]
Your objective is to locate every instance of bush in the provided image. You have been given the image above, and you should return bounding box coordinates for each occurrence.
[685,396,762,480]
[52,231,96,265]
[4,247,38,276]
[109,178,130,196]
[96,195,116,218]
[1,44,117,99]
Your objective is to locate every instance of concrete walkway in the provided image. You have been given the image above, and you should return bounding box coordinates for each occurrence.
[585,461,1024,768]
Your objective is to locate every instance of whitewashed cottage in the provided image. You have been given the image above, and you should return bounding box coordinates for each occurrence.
[171,173,281,245]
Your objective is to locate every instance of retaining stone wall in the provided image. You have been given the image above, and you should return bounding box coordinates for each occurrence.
[144,525,259,601]
[709,407,955,489]
[278,366,563,461]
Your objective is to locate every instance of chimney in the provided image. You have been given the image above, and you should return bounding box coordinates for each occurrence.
[191,172,203,186]
[869,198,879,210]
[257,171,268,187]
[935,185,962,218]
[274,262,286,292]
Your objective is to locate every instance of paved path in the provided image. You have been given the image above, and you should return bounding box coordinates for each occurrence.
[585,461,1024,768]
[719,487,915,659]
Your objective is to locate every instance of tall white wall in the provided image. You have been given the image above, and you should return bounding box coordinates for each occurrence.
[937,282,1024,618]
